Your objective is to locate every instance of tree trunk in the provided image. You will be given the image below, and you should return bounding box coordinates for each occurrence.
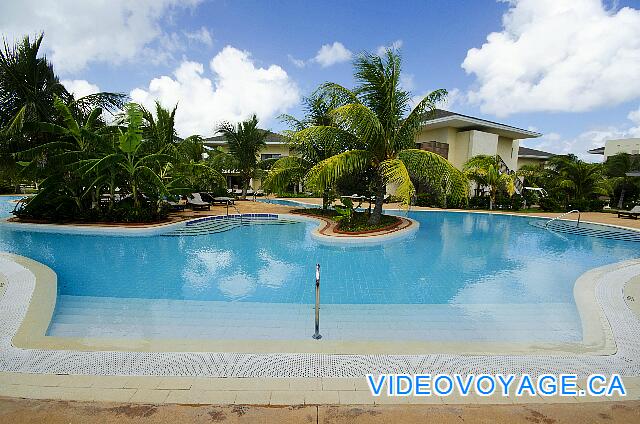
[322,189,329,211]
[368,179,386,225]
[133,184,139,210]
[109,178,115,211]
[618,187,626,209]
[241,179,248,200]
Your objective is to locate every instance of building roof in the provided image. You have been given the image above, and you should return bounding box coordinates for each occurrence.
[518,146,554,159]
[421,109,541,140]
[203,131,285,147]
[588,146,605,155]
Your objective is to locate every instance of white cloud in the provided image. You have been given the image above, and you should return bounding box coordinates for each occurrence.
[462,0,640,116]
[0,0,202,73]
[399,74,415,91]
[376,39,403,56]
[629,105,640,125]
[130,46,300,136]
[184,26,213,46]
[521,107,640,161]
[62,79,100,99]
[287,54,306,68]
[314,42,352,67]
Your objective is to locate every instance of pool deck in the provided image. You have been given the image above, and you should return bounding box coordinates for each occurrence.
[1,397,638,424]
[1,197,640,420]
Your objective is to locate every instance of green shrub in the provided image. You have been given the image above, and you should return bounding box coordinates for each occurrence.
[538,197,562,211]
[414,192,443,208]
[567,199,606,212]
[468,196,490,210]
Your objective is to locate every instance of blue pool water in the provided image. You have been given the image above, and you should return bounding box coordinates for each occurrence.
[1,196,638,342]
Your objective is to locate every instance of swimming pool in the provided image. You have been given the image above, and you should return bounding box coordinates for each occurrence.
[0,196,638,343]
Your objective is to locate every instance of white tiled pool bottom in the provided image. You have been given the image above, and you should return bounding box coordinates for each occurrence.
[48,295,581,342]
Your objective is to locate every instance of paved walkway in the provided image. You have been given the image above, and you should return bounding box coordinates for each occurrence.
[1,397,639,424]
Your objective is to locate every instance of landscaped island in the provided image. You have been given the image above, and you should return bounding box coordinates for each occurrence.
[291,207,401,233]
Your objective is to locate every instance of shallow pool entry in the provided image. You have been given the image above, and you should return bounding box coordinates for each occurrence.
[163,214,303,236]
[529,220,640,242]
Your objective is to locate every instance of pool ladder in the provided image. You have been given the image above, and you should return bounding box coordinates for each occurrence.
[313,264,322,340]
[544,209,580,228]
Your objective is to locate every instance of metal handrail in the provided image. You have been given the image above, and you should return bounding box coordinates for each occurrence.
[544,209,581,228]
[312,263,322,340]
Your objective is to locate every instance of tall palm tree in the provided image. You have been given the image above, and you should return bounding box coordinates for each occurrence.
[463,155,515,210]
[296,50,467,224]
[215,114,269,199]
[141,101,178,154]
[605,152,640,208]
[0,33,125,138]
[263,91,354,209]
[0,34,70,134]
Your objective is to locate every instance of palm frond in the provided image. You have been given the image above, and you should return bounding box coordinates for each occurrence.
[379,158,414,207]
[399,149,469,201]
[330,103,383,146]
[262,156,311,193]
[305,150,372,191]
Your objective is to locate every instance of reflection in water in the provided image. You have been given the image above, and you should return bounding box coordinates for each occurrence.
[0,210,637,307]
[218,272,256,299]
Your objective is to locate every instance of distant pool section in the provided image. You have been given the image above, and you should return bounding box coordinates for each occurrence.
[256,198,316,208]
[0,197,639,344]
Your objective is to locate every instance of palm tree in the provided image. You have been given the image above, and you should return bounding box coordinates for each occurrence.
[295,50,467,224]
[0,33,125,139]
[16,95,113,213]
[605,152,640,208]
[463,155,516,210]
[548,155,608,205]
[0,34,70,134]
[215,114,269,199]
[0,33,125,194]
[141,101,178,154]
[85,103,173,210]
[263,91,353,209]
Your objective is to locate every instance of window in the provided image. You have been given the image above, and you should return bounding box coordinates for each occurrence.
[261,153,282,161]
[417,141,449,159]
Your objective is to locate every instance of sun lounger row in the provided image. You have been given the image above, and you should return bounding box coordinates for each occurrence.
[618,205,640,219]
[167,193,239,211]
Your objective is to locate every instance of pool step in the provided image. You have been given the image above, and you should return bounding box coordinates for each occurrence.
[164,214,302,236]
[529,220,640,242]
[47,295,582,342]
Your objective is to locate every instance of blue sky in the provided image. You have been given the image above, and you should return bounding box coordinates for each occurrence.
[1,0,639,160]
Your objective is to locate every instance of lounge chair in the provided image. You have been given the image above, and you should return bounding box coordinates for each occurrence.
[618,206,640,219]
[212,196,235,205]
[187,193,211,210]
[167,198,187,211]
